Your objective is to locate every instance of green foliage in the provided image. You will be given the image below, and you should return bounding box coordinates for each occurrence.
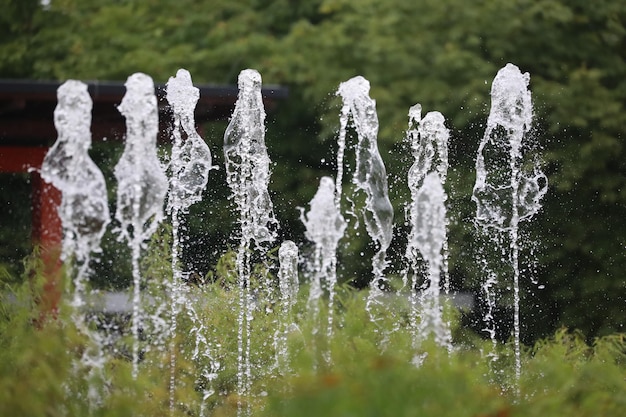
[2,250,626,416]
[0,255,160,417]
[0,174,31,280]
[519,330,626,416]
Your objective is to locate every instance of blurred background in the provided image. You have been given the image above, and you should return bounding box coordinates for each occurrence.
[0,0,624,343]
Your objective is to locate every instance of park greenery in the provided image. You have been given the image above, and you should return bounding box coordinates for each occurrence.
[1,236,626,417]
[0,0,624,372]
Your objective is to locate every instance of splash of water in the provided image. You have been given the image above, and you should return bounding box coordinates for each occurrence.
[275,240,299,374]
[41,79,110,405]
[165,68,213,413]
[472,63,547,382]
[114,73,168,378]
[405,106,451,348]
[335,76,394,320]
[223,69,278,415]
[301,177,346,362]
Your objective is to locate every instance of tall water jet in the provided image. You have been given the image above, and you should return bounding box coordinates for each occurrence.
[40,79,110,404]
[472,63,547,382]
[404,106,451,348]
[301,176,346,362]
[276,240,299,375]
[114,73,168,378]
[335,76,394,320]
[223,69,279,414]
[165,68,213,412]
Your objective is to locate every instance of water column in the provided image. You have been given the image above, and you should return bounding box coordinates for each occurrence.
[114,73,168,379]
[223,69,279,415]
[41,80,110,404]
[276,240,299,375]
[301,177,346,363]
[335,77,394,321]
[41,80,110,307]
[472,63,547,382]
[404,105,451,348]
[165,68,213,413]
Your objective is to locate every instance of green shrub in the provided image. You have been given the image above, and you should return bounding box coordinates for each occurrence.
[1,249,625,416]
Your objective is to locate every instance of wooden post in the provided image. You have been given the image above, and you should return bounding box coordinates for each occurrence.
[0,146,63,316]
[31,170,63,316]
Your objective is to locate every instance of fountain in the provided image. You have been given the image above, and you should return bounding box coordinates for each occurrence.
[165,68,214,412]
[472,63,547,382]
[404,106,451,349]
[275,240,299,375]
[39,63,546,414]
[40,79,110,405]
[113,73,169,378]
[335,76,394,322]
[301,176,346,364]
[223,69,279,416]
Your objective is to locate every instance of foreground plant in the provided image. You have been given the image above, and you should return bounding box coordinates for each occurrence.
[1,254,625,417]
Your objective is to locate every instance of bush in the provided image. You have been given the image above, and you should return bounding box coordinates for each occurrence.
[1,251,625,416]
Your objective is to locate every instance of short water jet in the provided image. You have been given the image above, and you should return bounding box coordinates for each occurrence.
[301,176,346,363]
[275,240,299,375]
